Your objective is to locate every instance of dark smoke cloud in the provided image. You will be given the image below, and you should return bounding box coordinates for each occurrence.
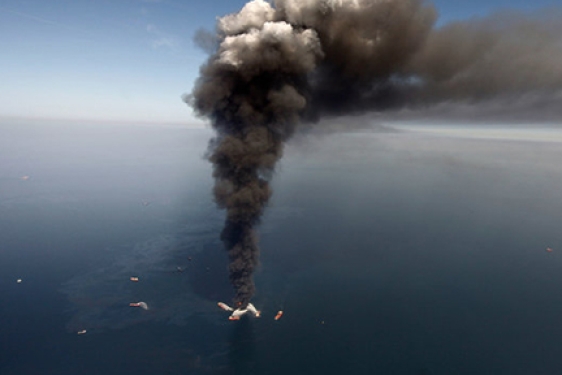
[187,0,562,306]
[408,9,562,106]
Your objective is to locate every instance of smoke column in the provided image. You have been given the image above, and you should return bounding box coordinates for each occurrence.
[187,0,562,306]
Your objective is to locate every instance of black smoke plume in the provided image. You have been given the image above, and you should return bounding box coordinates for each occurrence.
[187,0,562,306]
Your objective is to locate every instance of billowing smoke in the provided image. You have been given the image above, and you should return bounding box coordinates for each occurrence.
[187,0,562,306]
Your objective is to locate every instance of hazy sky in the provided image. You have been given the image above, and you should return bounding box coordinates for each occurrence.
[0,0,559,124]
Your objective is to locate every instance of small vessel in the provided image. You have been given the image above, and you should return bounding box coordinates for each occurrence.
[130,302,149,310]
[218,302,260,320]
[130,277,139,282]
[274,311,284,321]
[218,302,232,311]
[77,330,87,335]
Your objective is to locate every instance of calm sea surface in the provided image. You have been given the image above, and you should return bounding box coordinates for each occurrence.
[2,119,562,375]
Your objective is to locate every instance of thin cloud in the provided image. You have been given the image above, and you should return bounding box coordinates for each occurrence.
[151,36,178,50]
[146,23,181,51]
[0,5,96,37]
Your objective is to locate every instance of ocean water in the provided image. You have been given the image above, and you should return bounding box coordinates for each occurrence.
[2,119,562,375]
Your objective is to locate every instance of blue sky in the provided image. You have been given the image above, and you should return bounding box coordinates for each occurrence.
[0,0,559,125]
